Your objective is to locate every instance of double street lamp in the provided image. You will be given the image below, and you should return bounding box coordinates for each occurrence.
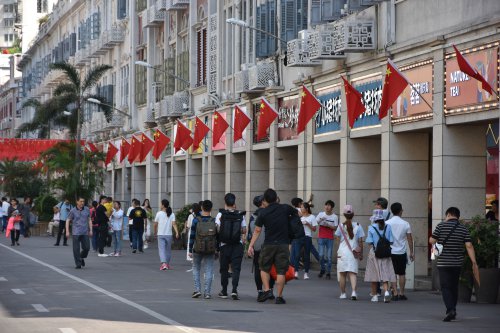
[87,98,132,119]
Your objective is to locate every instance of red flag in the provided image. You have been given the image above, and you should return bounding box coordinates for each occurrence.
[379,59,409,120]
[297,85,322,135]
[105,142,119,166]
[119,137,130,163]
[212,111,229,146]
[174,121,193,153]
[152,129,170,160]
[193,117,210,150]
[87,142,99,153]
[128,135,141,163]
[233,105,251,143]
[257,98,278,141]
[139,133,155,162]
[342,76,367,128]
[453,45,494,95]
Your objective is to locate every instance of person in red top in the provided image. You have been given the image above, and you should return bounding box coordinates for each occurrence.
[315,200,339,279]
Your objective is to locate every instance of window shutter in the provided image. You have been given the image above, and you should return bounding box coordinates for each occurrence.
[70,33,77,55]
[321,0,345,22]
[92,12,100,39]
[117,0,127,20]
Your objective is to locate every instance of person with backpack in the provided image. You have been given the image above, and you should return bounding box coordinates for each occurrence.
[364,209,396,303]
[248,188,298,305]
[55,198,74,246]
[216,193,247,300]
[188,200,218,299]
[154,199,179,270]
[128,199,147,253]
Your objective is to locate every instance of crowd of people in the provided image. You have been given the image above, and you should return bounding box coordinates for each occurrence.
[2,188,480,323]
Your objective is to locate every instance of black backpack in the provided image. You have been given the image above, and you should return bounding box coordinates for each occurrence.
[373,226,392,258]
[218,209,245,244]
[194,217,218,254]
[287,206,305,240]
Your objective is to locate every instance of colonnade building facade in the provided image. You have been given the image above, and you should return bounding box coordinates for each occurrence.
[18,0,500,279]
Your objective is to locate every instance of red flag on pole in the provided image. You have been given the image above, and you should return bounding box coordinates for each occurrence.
[105,142,118,166]
[212,111,229,146]
[119,137,130,163]
[87,142,99,153]
[174,121,193,153]
[379,59,409,120]
[128,135,141,163]
[452,45,494,95]
[152,129,170,160]
[257,98,278,141]
[193,117,210,150]
[139,133,155,162]
[342,76,367,128]
[233,105,251,143]
[297,85,322,135]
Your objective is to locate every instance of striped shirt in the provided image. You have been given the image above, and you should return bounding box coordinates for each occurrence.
[431,219,471,267]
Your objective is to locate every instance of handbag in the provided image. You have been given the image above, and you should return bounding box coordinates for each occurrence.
[431,221,459,260]
[338,223,362,260]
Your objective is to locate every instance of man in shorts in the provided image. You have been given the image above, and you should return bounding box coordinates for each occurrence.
[248,188,297,304]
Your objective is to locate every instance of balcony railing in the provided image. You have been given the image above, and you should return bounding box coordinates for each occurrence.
[103,113,125,130]
[156,0,167,10]
[309,23,346,60]
[142,6,165,28]
[235,68,250,93]
[287,30,321,67]
[248,60,278,91]
[332,19,376,53]
[105,25,126,45]
[165,0,189,11]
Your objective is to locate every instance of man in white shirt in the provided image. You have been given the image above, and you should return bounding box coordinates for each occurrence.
[386,202,414,301]
[215,193,247,300]
[1,197,9,232]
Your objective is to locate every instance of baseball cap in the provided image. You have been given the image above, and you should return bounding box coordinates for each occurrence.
[373,197,388,208]
[343,205,354,214]
[370,209,385,222]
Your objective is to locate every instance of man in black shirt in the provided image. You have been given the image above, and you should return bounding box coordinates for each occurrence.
[95,195,110,257]
[248,188,296,305]
[429,207,478,322]
[128,199,147,253]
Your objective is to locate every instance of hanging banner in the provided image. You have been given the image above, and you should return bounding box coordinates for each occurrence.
[352,76,383,128]
[278,95,299,141]
[445,44,499,114]
[315,85,342,135]
[0,139,70,161]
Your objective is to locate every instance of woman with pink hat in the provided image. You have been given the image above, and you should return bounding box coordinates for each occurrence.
[335,205,365,300]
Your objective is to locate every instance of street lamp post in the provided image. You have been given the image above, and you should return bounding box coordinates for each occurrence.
[226,18,288,46]
[87,98,132,119]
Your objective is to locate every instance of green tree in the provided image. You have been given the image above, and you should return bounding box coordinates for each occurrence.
[0,159,45,198]
[40,142,105,202]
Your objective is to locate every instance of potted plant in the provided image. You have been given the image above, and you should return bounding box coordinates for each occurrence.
[463,216,500,303]
[174,205,192,250]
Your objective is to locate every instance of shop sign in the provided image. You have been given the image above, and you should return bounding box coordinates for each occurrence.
[315,85,342,134]
[278,95,299,141]
[352,77,382,128]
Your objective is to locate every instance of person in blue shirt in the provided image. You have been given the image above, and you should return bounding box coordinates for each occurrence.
[55,198,74,246]
[364,209,396,303]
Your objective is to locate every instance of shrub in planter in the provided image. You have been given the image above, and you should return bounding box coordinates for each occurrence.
[463,216,500,303]
[174,205,193,250]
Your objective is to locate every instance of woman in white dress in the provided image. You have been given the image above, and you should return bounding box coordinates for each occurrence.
[335,205,365,300]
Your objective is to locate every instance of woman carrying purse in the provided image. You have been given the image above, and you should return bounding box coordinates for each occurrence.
[335,205,365,300]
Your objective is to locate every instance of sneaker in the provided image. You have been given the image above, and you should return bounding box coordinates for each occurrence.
[160,263,167,271]
[54,243,59,246]
[443,311,456,322]
[192,291,202,298]
[383,291,391,303]
[398,295,408,301]
[275,297,286,304]
[294,272,299,280]
[204,294,211,299]
[304,273,310,280]
[318,270,325,278]
[257,290,272,302]
[115,253,121,257]
[75,265,82,269]
[326,273,331,280]
[98,253,108,257]
[231,292,240,300]
[108,252,115,257]
[351,291,357,301]
[166,264,172,270]
[81,259,85,267]
[339,293,347,299]
[132,250,137,253]
[218,291,228,299]
[371,295,379,302]
[139,250,144,253]
[269,290,275,300]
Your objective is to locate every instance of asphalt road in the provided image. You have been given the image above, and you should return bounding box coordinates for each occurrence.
[0,235,499,333]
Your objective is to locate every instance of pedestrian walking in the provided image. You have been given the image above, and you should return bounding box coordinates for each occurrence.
[216,193,247,300]
[126,199,136,248]
[128,199,147,253]
[429,207,478,322]
[189,200,218,299]
[1,197,10,233]
[335,205,364,300]
[316,200,338,279]
[293,202,317,280]
[185,202,201,262]
[110,201,124,257]
[96,196,110,257]
[46,206,60,236]
[364,209,396,303]
[249,195,275,301]
[104,197,113,247]
[386,202,414,300]
[19,197,32,237]
[90,201,98,252]
[65,197,92,269]
[7,199,21,246]
[154,199,179,270]
[142,198,153,249]
[54,198,73,246]
[248,188,297,304]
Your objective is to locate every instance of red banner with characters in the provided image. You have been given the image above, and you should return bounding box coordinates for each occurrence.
[0,138,70,161]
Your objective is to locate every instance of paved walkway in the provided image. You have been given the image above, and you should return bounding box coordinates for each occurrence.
[0,235,498,333]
